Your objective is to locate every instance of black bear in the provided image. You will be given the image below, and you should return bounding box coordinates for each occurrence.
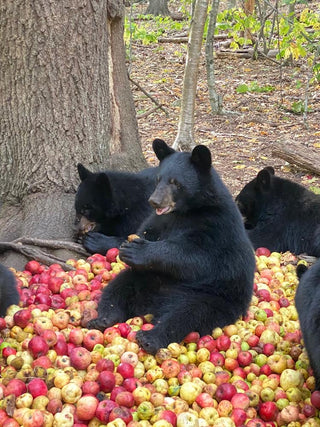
[0,263,19,317]
[236,166,320,256]
[75,163,157,254]
[88,139,255,354]
[295,261,320,389]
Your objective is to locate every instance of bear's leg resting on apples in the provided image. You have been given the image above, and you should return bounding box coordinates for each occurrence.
[295,261,320,390]
[0,264,20,316]
[87,269,157,331]
[136,292,238,355]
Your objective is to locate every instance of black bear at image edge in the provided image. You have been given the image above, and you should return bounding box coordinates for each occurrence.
[236,166,320,256]
[0,263,19,317]
[295,261,320,390]
[88,139,256,354]
[74,163,157,254]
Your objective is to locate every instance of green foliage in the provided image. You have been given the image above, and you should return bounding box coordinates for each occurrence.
[289,100,312,114]
[236,81,276,93]
[309,186,320,195]
[124,15,186,45]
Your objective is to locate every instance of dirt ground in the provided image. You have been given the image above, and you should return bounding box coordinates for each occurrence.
[128,1,320,197]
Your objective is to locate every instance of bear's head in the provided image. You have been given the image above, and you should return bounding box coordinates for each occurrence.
[235,166,275,229]
[148,139,212,215]
[74,164,115,235]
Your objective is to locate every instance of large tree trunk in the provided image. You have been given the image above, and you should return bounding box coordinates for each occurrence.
[0,0,146,269]
[145,0,170,16]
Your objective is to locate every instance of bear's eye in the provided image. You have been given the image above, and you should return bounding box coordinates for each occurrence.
[169,178,181,189]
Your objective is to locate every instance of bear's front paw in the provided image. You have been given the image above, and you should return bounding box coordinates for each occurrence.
[87,317,110,331]
[120,239,148,267]
[136,330,164,355]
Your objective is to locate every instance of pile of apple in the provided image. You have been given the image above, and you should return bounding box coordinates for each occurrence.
[1,247,320,427]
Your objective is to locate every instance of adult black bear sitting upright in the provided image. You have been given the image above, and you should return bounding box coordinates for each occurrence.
[295,261,320,390]
[75,164,157,254]
[0,264,19,317]
[88,139,255,354]
[236,166,320,256]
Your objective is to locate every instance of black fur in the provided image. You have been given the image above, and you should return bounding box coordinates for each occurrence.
[88,139,255,354]
[75,164,157,254]
[295,261,320,389]
[236,167,320,256]
[0,264,19,317]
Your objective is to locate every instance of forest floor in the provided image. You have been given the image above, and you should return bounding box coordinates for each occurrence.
[128,1,320,197]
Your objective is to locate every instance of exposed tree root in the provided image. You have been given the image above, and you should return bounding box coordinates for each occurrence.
[0,238,89,271]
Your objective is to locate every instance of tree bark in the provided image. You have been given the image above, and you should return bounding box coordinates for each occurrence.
[145,0,170,16]
[0,0,146,269]
[173,0,209,151]
[206,0,223,114]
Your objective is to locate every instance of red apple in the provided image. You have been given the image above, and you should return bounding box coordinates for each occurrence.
[215,383,237,401]
[237,351,253,367]
[255,247,271,257]
[106,248,119,263]
[108,406,133,424]
[95,400,119,423]
[115,391,135,407]
[25,260,44,275]
[27,378,48,398]
[231,408,248,427]
[97,370,116,393]
[69,346,92,370]
[311,390,320,409]
[53,339,68,356]
[259,401,278,421]
[216,335,231,351]
[13,309,31,328]
[5,379,27,397]
[76,395,99,421]
[117,362,134,379]
[159,409,177,425]
[96,358,114,373]
[209,352,225,367]
[82,380,100,396]
[28,336,49,358]
[83,329,104,351]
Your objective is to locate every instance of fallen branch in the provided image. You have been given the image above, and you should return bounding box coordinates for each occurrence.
[0,238,90,270]
[129,76,168,116]
[137,105,163,119]
[272,141,320,176]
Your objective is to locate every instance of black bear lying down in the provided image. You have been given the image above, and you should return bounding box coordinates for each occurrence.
[0,264,19,317]
[295,262,320,390]
[236,166,320,256]
[75,163,157,254]
[88,139,255,354]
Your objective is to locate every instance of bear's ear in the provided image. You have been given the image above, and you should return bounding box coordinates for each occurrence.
[77,163,92,181]
[256,167,273,190]
[264,166,275,175]
[153,139,175,161]
[191,145,212,172]
[96,173,112,195]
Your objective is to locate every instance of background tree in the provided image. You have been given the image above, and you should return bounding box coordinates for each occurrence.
[145,0,171,16]
[0,0,146,268]
[173,0,209,150]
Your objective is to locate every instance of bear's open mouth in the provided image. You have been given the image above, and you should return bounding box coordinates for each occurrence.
[156,206,174,215]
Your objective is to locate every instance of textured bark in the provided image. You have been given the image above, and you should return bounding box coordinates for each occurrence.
[145,0,170,16]
[173,0,209,151]
[0,0,146,269]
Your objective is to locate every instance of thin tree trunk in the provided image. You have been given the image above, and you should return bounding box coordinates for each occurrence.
[173,0,209,151]
[206,0,223,114]
[0,0,145,269]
